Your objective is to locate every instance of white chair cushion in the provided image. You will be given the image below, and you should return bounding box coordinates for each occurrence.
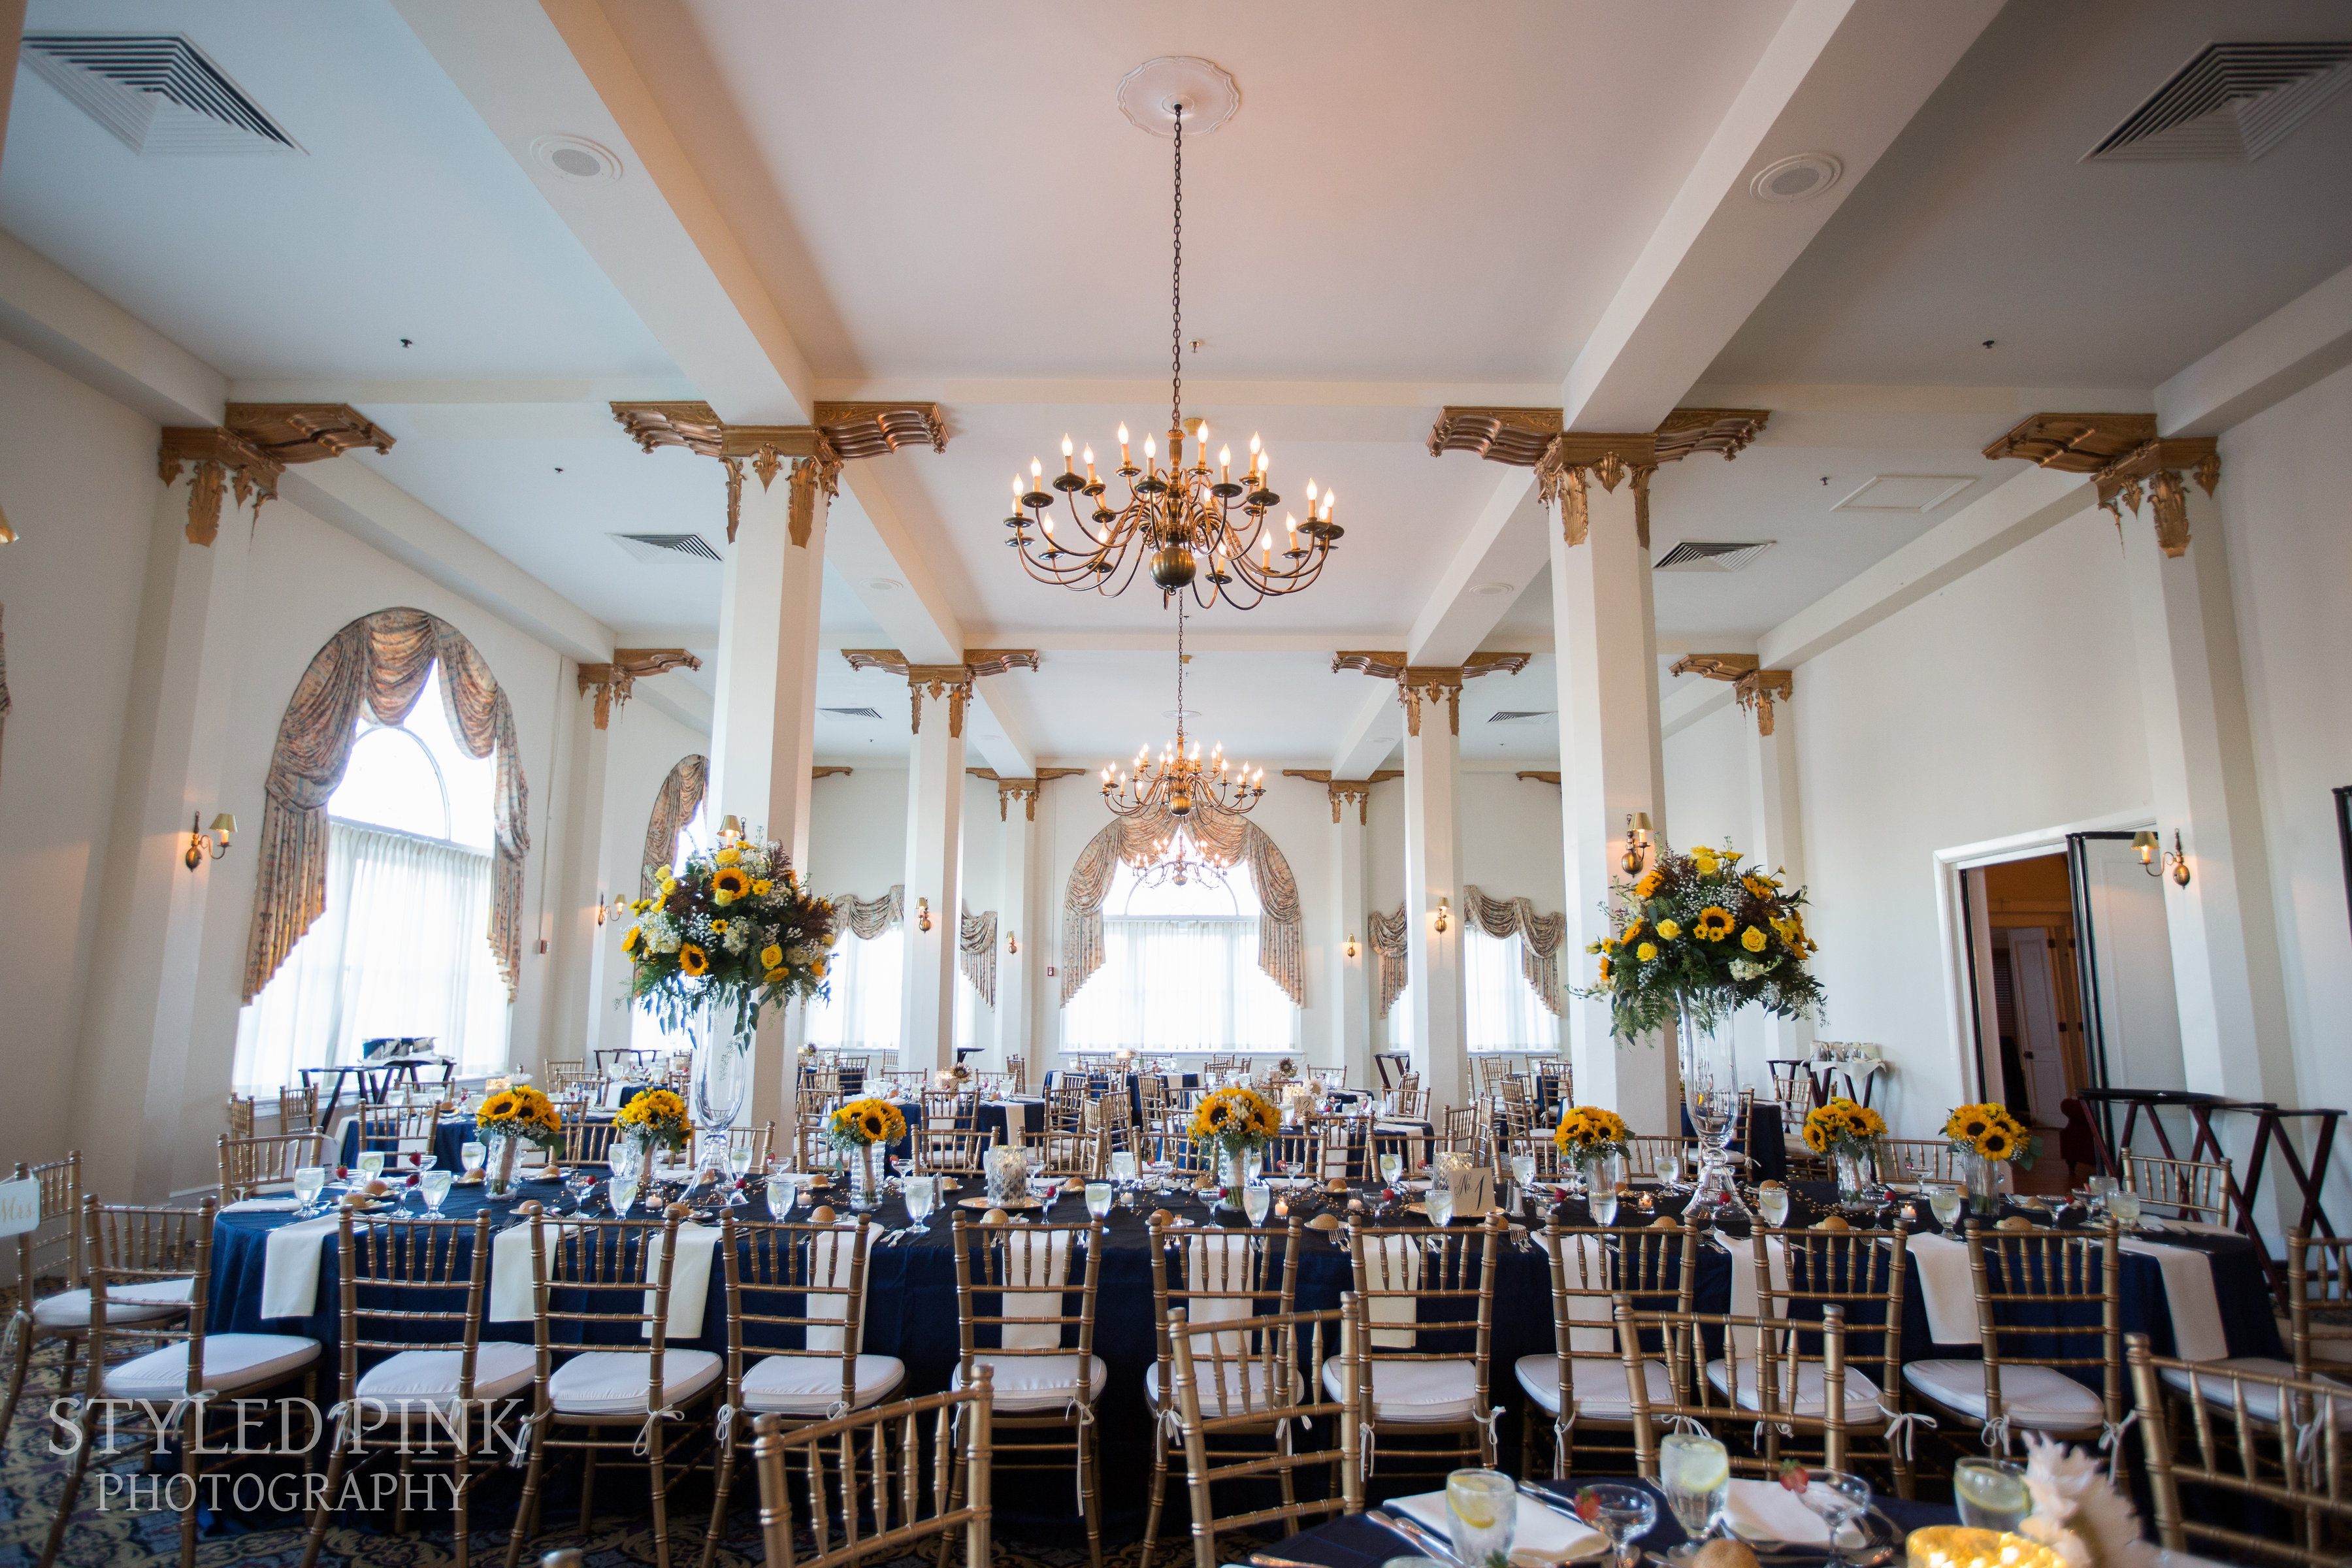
[951,1354,1107,1414]
[355,1341,537,1405]
[1707,1358,1887,1422]
[33,1278,193,1330]
[1327,1356,1478,1423]
[2157,1359,2352,1426]
[741,1353,907,1416]
[1514,1354,1674,1420]
[104,1333,320,1399]
[546,1349,721,1416]
[1144,1360,1307,1414]
[1902,1359,2104,1430]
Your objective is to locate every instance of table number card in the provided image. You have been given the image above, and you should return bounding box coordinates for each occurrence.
[0,1177,41,1239]
[1445,1165,1495,1215]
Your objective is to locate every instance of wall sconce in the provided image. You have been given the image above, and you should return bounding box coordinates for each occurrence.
[1621,811,1653,876]
[596,890,608,926]
[1345,932,1360,959]
[2134,828,2191,887]
[183,812,235,871]
[916,896,932,932]
[1433,898,1450,934]
[1006,930,1018,955]
[718,814,745,843]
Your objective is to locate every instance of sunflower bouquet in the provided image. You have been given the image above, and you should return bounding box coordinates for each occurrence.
[1577,838,1826,1038]
[1945,1102,2040,1169]
[623,836,840,1031]
[1802,1096,1887,1158]
[825,1098,907,1153]
[1552,1105,1631,1164]
[476,1085,563,1152]
[615,1087,691,1152]
[1188,1085,1279,1159]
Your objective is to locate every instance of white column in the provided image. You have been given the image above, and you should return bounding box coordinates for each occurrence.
[71,474,251,1198]
[709,463,830,1129]
[2119,488,2295,1112]
[900,687,966,1073]
[1740,700,1812,1083]
[1403,689,1469,1112]
[542,676,612,1073]
[994,787,1036,1071]
[1551,471,1673,1132]
[1328,791,1371,1080]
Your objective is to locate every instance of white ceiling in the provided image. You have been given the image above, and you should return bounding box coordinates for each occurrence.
[3,0,2345,771]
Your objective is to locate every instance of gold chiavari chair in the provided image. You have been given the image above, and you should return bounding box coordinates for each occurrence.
[278,1079,321,1134]
[945,1215,1106,1568]
[2126,1151,2238,1228]
[504,1205,723,1568]
[1495,1132,1570,1186]
[40,1198,321,1568]
[1741,1222,1921,1496]
[704,1214,907,1568]
[2292,1233,2352,1373]
[219,1132,335,1204]
[3,1154,176,1446]
[1901,1219,2123,1456]
[1614,1299,1852,1478]
[357,1101,444,1156]
[1391,1079,1430,1122]
[1626,1134,1690,1186]
[225,1092,256,1141]
[1341,1215,1507,1479]
[561,1114,624,1166]
[917,1127,992,1179]
[1141,1217,1303,1565]
[1876,1139,1968,1184]
[1518,1219,1696,1478]
[1767,1060,1815,1130]
[753,1379,994,1568]
[919,1088,968,1130]
[968,1070,1010,1094]
[722,1120,776,1171]
[1006,1054,1027,1093]
[801,1066,845,1102]
[1023,1113,1099,1180]
[1202,1054,1243,1077]
[1166,1301,1367,1568]
[297,1211,521,1568]
[547,1062,598,1096]
[2129,1333,2352,1566]
[1262,1126,1330,1184]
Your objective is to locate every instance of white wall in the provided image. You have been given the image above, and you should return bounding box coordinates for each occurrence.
[804,766,907,898]
[2215,359,2352,1207]
[1791,504,2150,1138]
[1665,701,1750,855]
[587,699,710,1064]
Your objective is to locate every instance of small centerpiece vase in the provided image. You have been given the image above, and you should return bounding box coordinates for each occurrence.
[1963,1150,2001,1215]
[486,1132,519,1199]
[851,1144,881,1213]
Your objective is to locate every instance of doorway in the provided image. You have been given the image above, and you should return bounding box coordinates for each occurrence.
[1976,855,2089,1130]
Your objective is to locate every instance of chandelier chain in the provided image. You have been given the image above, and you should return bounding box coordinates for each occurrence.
[1169,103,1183,434]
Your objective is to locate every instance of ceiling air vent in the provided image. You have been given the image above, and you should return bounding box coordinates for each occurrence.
[819,707,885,721]
[1655,540,1774,574]
[21,35,301,156]
[1486,711,1553,725]
[610,532,723,565]
[2087,41,2352,163]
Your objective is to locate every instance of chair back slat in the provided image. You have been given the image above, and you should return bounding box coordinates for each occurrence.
[753,1378,993,1568]
[81,1196,212,1400]
[12,1151,84,1302]
[1615,1299,1852,1478]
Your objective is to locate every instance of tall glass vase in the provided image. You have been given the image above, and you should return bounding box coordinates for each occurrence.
[689,989,756,1181]
[1678,1000,1752,1226]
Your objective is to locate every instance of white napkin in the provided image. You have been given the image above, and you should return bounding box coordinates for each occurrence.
[998,1227,1072,1350]
[259,1216,339,1319]
[1391,1490,1602,1561]
[224,1197,304,1213]
[1723,1477,1832,1546]
[1354,1231,1422,1350]
[641,1224,721,1339]
[1542,1230,1617,1354]
[2121,1237,2228,1361]
[1722,1233,1791,1362]
[602,1083,632,1110]
[1908,1232,1976,1345]
[489,1218,580,1321]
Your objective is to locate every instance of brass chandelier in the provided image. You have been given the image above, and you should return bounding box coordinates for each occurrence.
[1100,596,1265,853]
[1005,103,1342,609]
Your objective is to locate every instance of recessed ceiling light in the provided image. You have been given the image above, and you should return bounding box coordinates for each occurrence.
[867,578,902,592]
[1750,152,1841,203]
[530,133,622,184]
[1469,581,1515,597]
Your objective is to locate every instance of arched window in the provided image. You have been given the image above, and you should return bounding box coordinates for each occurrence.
[1063,836,1298,1052]
[233,658,512,1091]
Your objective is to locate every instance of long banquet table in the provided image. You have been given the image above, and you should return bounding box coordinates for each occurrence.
[208,1174,2282,1535]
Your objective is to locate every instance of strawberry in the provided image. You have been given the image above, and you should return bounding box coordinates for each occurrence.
[1574,1490,1602,1524]
[1778,1462,1808,1494]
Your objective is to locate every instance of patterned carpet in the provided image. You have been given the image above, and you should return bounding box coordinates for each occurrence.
[0,1333,1161,1568]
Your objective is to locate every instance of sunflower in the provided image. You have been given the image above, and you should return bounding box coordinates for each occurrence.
[480,1092,518,1121]
[1740,926,1768,953]
[711,867,751,905]
[1596,957,1613,983]
[752,879,773,896]
[1978,1127,2013,1160]
[621,926,642,954]
[1633,870,1665,900]
[1742,874,1779,898]
[711,919,729,934]
[760,944,783,970]
[1693,907,1735,941]
[1656,919,1683,941]
[679,943,710,975]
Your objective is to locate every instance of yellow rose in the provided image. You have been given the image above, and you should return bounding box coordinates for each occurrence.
[1740,926,1767,952]
[760,944,783,970]
[1656,919,1682,941]
[715,848,742,866]
[764,967,786,983]
[1636,941,1658,962]
[1690,846,1720,874]
[812,958,827,978]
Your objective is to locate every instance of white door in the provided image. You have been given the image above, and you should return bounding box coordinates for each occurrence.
[2076,836,2189,1151]
[2008,928,2069,1125]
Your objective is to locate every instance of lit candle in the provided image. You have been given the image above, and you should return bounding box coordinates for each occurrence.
[1118,423,1131,466]
[1061,434,1074,474]
[1083,445,1097,483]
[1321,489,1335,521]
[1030,457,1043,487]
[1249,432,1262,473]
[1144,433,1157,468]
[1218,444,1231,482]
[1012,474,1024,507]
[1305,480,1318,510]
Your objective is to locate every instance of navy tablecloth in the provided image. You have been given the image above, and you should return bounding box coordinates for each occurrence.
[336,1117,474,1173]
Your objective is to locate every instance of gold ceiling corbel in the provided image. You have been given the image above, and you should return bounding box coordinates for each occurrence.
[1280,767,1403,823]
[612,398,945,548]
[577,647,703,730]
[968,765,1087,820]
[1515,770,1562,785]
[1433,405,1764,548]
[1983,412,2217,558]
[1330,650,1531,737]
[159,403,395,547]
[843,648,1041,738]
[1670,653,1793,736]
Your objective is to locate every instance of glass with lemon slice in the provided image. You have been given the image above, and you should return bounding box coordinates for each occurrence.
[1445,1467,1517,1568]
[1658,1433,1729,1558]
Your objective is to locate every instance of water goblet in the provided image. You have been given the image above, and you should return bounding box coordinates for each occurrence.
[903,1175,938,1235]
[1379,1151,1403,1188]
[414,1153,437,1173]
[1573,1483,1656,1568]
[356,1151,387,1182]
[1654,1149,1682,1192]
[1426,1183,1455,1227]
[461,1140,487,1175]
[420,1169,455,1215]
[1929,1183,1964,1230]
[1952,1458,2030,1533]
[1241,1183,1271,1226]
[1589,1186,1620,1227]
[1759,1185,1791,1228]
[607,1175,640,1218]
[1445,1468,1516,1568]
[1658,1433,1730,1560]
[2084,1174,2116,1215]
[291,1166,327,1217]
[2106,1188,2144,1230]
[1109,1150,1138,1184]
[1509,1152,1537,1197]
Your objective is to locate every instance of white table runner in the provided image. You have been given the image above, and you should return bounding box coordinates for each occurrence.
[487,1219,718,1337]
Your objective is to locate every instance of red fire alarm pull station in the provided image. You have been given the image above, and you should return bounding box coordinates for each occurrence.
[1046,966,1056,977]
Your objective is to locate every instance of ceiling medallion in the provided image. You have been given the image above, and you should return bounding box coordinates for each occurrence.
[1005,67,1343,609]
[1101,597,1264,864]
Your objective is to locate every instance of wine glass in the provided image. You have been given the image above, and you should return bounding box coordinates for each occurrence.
[1088,1181,1116,1222]
[1426,1183,1456,1227]
[1574,1483,1657,1568]
[419,1169,455,1216]
[1787,1469,1871,1558]
[1658,1433,1730,1560]
[1445,1468,1517,1568]
[1242,1183,1271,1226]
[608,1174,640,1217]
[1589,1187,1619,1227]
[2106,1187,2144,1230]
[291,1166,327,1217]
[1759,1185,1791,1228]
[410,1151,436,1174]
[461,1140,487,1175]
[1929,1183,1963,1231]
[903,1175,938,1235]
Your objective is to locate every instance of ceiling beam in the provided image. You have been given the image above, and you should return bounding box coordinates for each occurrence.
[1561,0,2002,431]
[1403,467,1546,666]
[1328,684,1403,777]
[2157,259,2352,438]
[0,229,222,428]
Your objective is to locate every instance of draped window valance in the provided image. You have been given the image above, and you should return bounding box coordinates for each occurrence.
[1367,889,1563,1017]
[242,609,529,1004]
[1369,904,1411,1019]
[1061,803,1305,1007]
[960,903,999,1008]
[830,887,903,941]
[640,754,706,898]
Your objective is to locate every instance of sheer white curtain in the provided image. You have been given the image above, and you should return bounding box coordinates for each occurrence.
[1465,926,1554,1051]
[1063,918,1299,1052]
[805,926,904,1051]
[233,821,510,1090]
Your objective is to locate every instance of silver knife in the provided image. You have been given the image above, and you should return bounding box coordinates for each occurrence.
[1516,1480,1593,1527]
[1370,1508,1462,1565]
